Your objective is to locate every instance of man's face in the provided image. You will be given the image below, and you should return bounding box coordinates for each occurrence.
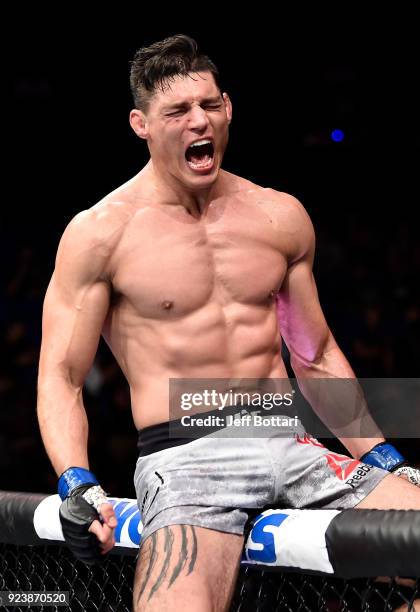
[131,71,232,191]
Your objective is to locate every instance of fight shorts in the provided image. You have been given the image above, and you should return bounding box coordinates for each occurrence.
[134,406,388,546]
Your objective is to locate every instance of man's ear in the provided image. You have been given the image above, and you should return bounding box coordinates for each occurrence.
[222,93,233,124]
[129,109,148,139]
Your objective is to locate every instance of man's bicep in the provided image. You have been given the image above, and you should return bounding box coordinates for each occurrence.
[39,216,111,387]
[39,272,110,387]
[277,256,330,364]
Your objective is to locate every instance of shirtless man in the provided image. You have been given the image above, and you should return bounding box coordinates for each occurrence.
[37,35,420,611]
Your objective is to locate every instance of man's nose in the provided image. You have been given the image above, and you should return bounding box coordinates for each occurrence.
[188,106,209,130]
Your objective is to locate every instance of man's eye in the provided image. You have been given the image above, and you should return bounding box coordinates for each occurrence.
[205,105,222,110]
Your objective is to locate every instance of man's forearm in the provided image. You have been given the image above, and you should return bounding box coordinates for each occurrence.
[37,376,89,476]
[291,339,385,459]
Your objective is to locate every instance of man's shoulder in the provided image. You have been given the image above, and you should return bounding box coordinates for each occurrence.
[243,186,315,261]
[63,202,126,251]
[55,197,136,284]
[258,188,313,228]
[225,173,307,214]
[65,180,144,248]
[256,187,305,212]
[235,182,309,221]
[222,171,267,198]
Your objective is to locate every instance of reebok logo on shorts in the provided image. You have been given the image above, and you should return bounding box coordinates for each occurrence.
[296,434,372,488]
[325,453,361,481]
[296,434,325,448]
[344,464,373,489]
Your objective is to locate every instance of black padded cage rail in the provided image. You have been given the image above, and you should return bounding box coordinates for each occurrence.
[1,544,419,612]
[0,490,419,611]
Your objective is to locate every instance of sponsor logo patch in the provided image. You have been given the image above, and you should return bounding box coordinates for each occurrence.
[296,434,371,486]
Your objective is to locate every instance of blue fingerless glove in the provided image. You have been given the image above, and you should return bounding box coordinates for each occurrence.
[58,467,99,500]
[58,467,106,565]
[361,442,420,487]
[360,442,406,472]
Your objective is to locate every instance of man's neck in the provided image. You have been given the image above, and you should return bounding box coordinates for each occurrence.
[140,160,225,217]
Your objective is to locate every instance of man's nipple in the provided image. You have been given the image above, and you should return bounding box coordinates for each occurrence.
[161,300,174,310]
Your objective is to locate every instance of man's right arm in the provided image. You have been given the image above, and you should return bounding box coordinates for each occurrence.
[37,211,111,475]
[37,211,119,562]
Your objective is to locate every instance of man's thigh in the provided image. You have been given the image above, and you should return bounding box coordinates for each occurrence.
[355,472,420,509]
[133,525,244,612]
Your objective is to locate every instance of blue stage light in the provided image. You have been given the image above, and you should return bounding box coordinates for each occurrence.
[331,129,345,142]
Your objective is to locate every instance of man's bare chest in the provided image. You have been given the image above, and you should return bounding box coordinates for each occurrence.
[110,206,289,318]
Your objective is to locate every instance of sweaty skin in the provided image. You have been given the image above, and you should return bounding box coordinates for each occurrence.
[37,70,390,565]
[38,168,381,437]
[39,170,311,432]
[103,175,296,428]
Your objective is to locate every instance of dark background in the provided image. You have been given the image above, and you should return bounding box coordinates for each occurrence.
[1,11,419,497]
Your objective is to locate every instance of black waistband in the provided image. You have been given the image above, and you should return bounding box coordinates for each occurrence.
[136,423,191,457]
[137,405,253,457]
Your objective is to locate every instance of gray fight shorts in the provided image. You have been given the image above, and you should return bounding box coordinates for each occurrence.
[134,412,388,546]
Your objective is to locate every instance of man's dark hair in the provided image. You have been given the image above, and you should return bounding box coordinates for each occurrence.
[130,34,221,112]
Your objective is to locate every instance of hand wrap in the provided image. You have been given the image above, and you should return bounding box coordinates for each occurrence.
[58,467,108,565]
[361,443,420,487]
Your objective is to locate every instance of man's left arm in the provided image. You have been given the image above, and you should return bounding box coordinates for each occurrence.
[276,195,419,484]
[276,195,384,459]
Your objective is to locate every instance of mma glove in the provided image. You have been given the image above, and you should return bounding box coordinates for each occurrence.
[58,467,108,565]
[361,442,420,487]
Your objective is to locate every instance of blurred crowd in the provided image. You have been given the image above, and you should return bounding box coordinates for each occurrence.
[0,210,419,496]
